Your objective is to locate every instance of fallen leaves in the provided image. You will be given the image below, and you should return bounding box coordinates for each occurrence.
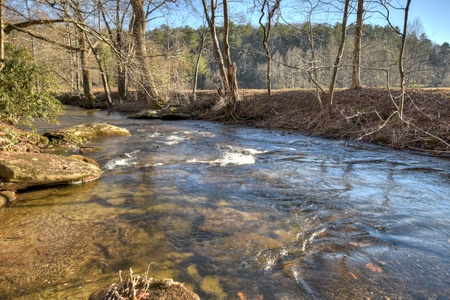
[237,291,263,300]
[237,291,247,300]
[366,263,383,273]
[346,261,382,282]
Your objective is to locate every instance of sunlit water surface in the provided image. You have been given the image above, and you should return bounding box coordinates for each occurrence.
[1,106,449,299]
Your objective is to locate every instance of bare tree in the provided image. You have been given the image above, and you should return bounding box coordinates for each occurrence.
[89,40,113,107]
[351,0,364,89]
[258,0,281,95]
[192,26,209,101]
[303,0,326,112]
[130,0,161,109]
[2,0,100,104]
[201,0,239,118]
[0,0,5,71]
[114,0,129,102]
[97,0,131,102]
[379,0,412,132]
[325,0,350,118]
[72,1,95,108]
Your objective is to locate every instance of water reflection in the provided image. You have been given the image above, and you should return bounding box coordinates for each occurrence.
[1,106,450,299]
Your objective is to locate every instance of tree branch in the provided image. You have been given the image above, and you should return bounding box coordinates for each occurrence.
[4,18,73,34]
[5,23,82,51]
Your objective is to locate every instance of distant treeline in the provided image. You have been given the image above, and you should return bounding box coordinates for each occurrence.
[146,22,449,90]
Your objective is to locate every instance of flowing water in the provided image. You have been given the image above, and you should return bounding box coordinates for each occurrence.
[1,106,449,299]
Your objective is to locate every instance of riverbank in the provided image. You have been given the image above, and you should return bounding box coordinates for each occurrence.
[232,88,450,153]
[110,87,449,154]
[2,87,449,154]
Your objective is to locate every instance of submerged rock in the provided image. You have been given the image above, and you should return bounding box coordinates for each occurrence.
[0,152,103,192]
[0,191,16,207]
[79,146,105,154]
[68,154,101,168]
[43,123,131,141]
[89,278,200,300]
[128,107,192,120]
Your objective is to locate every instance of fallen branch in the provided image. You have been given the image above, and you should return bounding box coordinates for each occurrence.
[406,146,450,155]
[356,111,398,141]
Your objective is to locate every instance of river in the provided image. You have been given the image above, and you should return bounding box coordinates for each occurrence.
[1,106,449,299]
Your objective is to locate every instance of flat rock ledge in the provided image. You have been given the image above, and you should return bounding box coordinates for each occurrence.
[43,123,131,141]
[89,278,200,300]
[128,107,192,120]
[0,152,103,195]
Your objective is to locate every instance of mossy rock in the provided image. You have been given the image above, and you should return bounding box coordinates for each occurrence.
[43,123,131,141]
[128,107,192,120]
[79,146,105,154]
[0,152,103,191]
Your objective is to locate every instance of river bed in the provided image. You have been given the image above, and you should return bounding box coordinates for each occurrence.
[1,106,449,299]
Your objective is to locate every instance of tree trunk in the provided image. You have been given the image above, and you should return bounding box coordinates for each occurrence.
[351,0,364,89]
[65,23,78,94]
[72,1,94,108]
[201,0,239,118]
[79,29,95,108]
[116,0,128,102]
[397,0,412,132]
[99,0,128,102]
[305,4,324,112]
[222,0,238,115]
[326,0,350,118]
[192,30,207,102]
[89,41,112,108]
[117,62,127,101]
[202,0,228,91]
[259,0,280,96]
[0,0,5,71]
[130,0,161,109]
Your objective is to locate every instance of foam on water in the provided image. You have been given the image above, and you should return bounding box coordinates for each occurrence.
[163,135,185,145]
[186,145,266,166]
[216,146,266,165]
[104,150,140,170]
[212,151,257,165]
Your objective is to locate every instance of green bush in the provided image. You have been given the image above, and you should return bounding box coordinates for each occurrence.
[0,43,62,126]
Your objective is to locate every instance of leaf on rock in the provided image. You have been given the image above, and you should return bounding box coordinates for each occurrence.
[366,263,382,273]
[237,291,247,300]
[349,272,358,280]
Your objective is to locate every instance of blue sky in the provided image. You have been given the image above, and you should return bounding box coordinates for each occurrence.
[361,0,449,45]
[407,0,449,44]
[154,1,449,45]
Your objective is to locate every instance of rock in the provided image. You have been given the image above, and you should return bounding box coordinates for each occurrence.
[89,278,200,300]
[79,146,105,154]
[128,109,162,119]
[43,123,131,141]
[160,112,192,120]
[0,191,16,207]
[69,155,101,168]
[0,152,103,191]
[128,107,192,120]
